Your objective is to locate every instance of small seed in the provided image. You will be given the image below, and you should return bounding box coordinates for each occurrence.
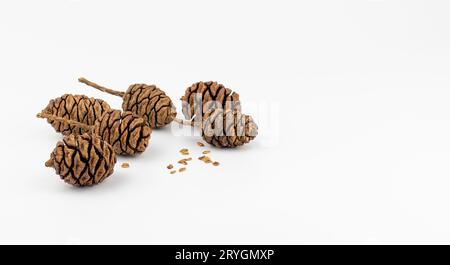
[186,157,192,161]
[178,159,188,165]
[179,167,186,172]
[167,164,174,169]
[170,170,176,174]
[197,142,205,147]
[198,155,212,163]
[121,162,130,168]
[179,148,189,155]
[202,150,211,154]
[213,162,220,166]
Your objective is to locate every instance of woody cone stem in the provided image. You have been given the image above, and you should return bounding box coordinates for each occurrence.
[78,77,125,98]
[36,112,93,132]
[173,117,194,127]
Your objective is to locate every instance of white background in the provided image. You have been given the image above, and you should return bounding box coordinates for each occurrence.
[0,0,450,244]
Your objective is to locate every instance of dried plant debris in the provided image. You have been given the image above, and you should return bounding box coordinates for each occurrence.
[202,150,211,154]
[79,77,176,129]
[121,162,130,168]
[167,164,174,169]
[170,170,176,174]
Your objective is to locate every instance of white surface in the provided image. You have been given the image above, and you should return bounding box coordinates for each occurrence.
[1,0,450,244]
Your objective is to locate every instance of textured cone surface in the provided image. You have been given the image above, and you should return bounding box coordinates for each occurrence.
[122,84,176,129]
[93,110,152,156]
[181,81,241,122]
[41,94,111,135]
[46,133,116,186]
[202,109,258,148]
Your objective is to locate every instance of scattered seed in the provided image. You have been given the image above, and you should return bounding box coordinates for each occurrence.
[198,155,213,163]
[178,159,188,165]
[186,157,192,161]
[179,148,189,155]
[121,162,130,168]
[170,170,176,174]
[179,167,186,172]
[167,164,174,170]
[202,150,211,154]
[213,162,220,166]
[197,142,205,147]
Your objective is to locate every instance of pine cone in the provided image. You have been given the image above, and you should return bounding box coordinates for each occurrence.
[202,109,258,148]
[181,81,241,122]
[41,94,111,135]
[45,133,116,187]
[122,84,176,128]
[93,109,152,156]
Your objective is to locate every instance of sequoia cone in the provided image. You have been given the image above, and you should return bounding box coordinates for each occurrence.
[93,109,151,156]
[45,133,116,186]
[38,109,152,156]
[201,109,258,148]
[78,78,176,129]
[122,84,176,128]
[181,81,241,122]
[40,94,111,135]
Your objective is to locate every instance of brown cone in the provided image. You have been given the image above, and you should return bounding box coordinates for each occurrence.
[122,84,176,129]
[45,133,116,187]
[37,109,152,156]
[41,94,111,135]
[78,78,176,129]
[201,109,258,148]
[181,81,241,122]
[93,109,152,156]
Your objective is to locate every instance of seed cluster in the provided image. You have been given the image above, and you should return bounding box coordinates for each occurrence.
[166,144,220,175]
